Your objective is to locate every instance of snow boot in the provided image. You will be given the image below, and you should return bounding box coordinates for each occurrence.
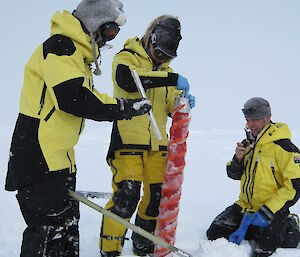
[131,216,155,256]
[253,252,273,257]
[252,247,273,257]
[132,233,154,256]
[132,240,154,256]
[132,231,154,256]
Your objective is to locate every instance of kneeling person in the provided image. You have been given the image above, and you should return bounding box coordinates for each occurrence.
[207,97,300,257]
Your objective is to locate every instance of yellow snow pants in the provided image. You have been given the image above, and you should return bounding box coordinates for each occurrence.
[99,149,167,253]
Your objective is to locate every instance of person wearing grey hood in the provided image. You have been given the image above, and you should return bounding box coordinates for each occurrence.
[5,0,151,256]
[206,97,300,257]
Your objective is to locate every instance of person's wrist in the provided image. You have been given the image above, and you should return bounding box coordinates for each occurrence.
[234,155,243,164]
[258,206,273,223]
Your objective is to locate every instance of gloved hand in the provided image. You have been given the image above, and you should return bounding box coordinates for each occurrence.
[120,98,152,120]
[229,212,253,245]
[229,212,269,245]
[185,93,195,108]
[176,75,189,96]
[251,212,269,228]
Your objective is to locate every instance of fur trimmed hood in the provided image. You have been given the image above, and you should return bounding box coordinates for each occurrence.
[142,15,180,47]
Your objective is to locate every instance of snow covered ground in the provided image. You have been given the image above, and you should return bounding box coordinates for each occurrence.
[1,122,300,257]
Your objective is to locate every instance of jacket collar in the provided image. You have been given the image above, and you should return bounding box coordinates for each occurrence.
[255,122,291,145]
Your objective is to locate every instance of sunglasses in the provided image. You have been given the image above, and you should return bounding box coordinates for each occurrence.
[95,22,120,45]
[153,45,174,61]
[242,108,258,116]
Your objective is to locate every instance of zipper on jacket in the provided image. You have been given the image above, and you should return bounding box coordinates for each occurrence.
[66,151,73,173]
[148,119,152,148]
[119,151,143,156]
[270,161,281,188]
[165,87,169,103]
[242,148,253,195]
[242,158,250,194]
[244,148,255,204]
[88,78,94,91]
[249,155,260,207]
[243,125,271,206]
[78,118,84,135]
[38,83,47,115]
[44,107,55,122]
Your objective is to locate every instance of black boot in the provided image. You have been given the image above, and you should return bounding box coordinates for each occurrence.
[254,252,273,257]
[132,239,154,256]
[132,215,156,256]
[253,247,274,257]
[132,231,154,256]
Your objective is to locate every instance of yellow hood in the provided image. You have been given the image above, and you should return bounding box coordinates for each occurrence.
[123,37,171,69]
[50,10,95,63]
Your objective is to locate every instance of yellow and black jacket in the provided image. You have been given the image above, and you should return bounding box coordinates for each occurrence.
[6,11,128,191]
[107,37,181,159]
[227,122,300,221]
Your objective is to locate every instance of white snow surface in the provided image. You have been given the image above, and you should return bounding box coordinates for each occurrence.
[1,123,300,257]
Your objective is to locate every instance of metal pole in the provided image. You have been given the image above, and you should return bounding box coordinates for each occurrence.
[76,190,112,199]
[68,189,192,257]
[131,70,162,141]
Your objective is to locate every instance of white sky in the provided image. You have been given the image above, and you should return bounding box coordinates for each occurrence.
[1,0,300,132]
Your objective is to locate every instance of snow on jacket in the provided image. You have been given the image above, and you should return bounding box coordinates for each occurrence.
[107,36,181,159]
[6,10,127,191]
[227,122,300,221]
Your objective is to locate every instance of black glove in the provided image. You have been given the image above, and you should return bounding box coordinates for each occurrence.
[119,98,152,120]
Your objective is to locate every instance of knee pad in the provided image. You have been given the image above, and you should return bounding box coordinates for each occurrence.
[110,180,141,218]
[145,183,162,217]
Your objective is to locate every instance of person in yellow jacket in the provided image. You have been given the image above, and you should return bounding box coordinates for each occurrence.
[4,1,152,256]
[207,97,300,257]
[99,15,195,256]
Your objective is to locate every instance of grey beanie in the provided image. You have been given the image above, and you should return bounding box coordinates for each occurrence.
[74,0,126,76]
[242,97,271,119]
[74,0,126,33]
